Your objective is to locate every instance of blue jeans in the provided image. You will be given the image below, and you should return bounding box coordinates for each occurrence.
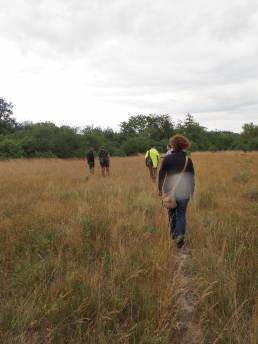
[168,199,189,237]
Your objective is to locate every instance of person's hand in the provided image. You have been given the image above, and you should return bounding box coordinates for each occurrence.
[158,190,162,197]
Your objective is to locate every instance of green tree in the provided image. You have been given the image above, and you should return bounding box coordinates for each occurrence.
[120,115,149,136]
[207,131,240,151]
[175,113,209,150]
[82,126,108,150]
[120,114,174,140]
[0,98,18,134]
[240,123,258,151]
[241,123,258,139]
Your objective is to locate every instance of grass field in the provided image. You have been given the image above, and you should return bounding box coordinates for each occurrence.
[0,152,257,343]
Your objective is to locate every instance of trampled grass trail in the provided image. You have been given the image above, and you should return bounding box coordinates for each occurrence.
[0,153,257,343]
[172,247,203,344]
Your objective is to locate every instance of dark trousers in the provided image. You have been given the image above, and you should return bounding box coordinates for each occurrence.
[148,167,157,181]
[168,199,189,237]
[87,161,95,174]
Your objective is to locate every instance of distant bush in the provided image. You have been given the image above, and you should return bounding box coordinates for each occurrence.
[0,138,24,158]
[1,98,258,159]
[122,137,150,155]
[109,148,126,157]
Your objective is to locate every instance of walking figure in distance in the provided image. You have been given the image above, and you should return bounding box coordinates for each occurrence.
[86,147,95,175]
[98,147,110,177]
[158,135,195,248]
[145,145,160,182]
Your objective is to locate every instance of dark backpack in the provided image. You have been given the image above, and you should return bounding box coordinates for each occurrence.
[145,150,153,167]
[99,150,109,164]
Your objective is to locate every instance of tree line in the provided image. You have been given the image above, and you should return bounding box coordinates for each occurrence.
[0,97,258,159]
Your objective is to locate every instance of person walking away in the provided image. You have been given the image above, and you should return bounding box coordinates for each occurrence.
[98,147,110,177]
[86,147,95,175]
[158,135,195,248]
[145,146,160,182]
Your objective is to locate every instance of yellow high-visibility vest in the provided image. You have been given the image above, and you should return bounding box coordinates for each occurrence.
[145,148,160,168]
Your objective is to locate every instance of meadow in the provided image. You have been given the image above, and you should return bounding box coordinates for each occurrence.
[0,152,257,343]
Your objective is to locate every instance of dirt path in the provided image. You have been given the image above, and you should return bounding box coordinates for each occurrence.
[172,247,203,344]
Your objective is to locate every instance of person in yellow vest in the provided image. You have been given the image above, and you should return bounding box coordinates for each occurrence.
[145,146,160,182]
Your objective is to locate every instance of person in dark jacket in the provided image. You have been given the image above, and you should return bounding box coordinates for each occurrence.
[98,147,110,177]
[158,135,195,248]
[86,148,95,175]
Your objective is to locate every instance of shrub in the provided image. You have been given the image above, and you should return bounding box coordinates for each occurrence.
[122,137,152,155]
[0,138,24,159]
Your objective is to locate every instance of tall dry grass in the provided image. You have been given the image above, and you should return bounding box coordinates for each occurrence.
[0,152,257,343]
[188,152,258,343]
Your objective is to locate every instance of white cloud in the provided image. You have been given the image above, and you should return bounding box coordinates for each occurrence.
[0,0,257,132]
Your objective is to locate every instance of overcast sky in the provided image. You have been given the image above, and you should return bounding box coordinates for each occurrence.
[0,0,258,132]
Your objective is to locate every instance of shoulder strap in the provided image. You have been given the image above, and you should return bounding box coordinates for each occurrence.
[162,156,189,194]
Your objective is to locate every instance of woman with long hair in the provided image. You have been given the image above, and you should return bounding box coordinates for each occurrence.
[158,135,195,248]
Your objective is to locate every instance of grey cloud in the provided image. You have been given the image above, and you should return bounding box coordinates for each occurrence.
[210,0,258,42]
[0,0,258,130]
[3,0,249,55]
[1,0,151,55]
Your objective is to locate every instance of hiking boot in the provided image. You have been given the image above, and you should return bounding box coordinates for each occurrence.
[176,235,185,248]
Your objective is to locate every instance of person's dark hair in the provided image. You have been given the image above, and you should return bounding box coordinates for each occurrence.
[169,134,190,151]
